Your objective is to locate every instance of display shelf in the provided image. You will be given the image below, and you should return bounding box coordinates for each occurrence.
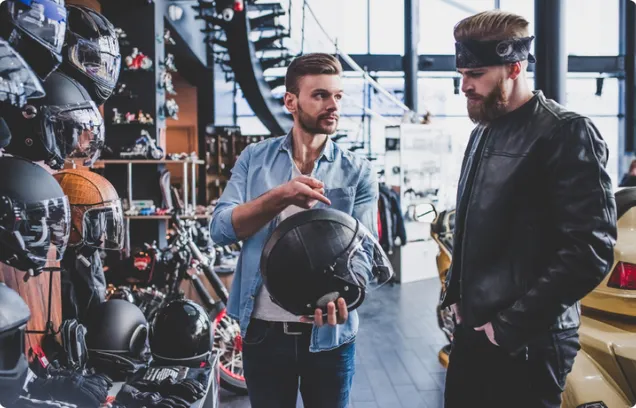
[109,122,155,127]
[97,159,205,164]
[125,214,211,220]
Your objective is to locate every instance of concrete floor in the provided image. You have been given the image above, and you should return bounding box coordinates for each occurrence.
[219,277,448,408]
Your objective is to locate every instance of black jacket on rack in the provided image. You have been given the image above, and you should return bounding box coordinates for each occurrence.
[61,250,106,322]
[378,183,407,253]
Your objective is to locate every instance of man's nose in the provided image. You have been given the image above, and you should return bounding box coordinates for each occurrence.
[327,97,339,111]
[461,78,473,94]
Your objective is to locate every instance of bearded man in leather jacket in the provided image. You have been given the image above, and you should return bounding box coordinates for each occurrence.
[441,10,617,408]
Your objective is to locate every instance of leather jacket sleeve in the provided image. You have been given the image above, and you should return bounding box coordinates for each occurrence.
[492,117,617,354]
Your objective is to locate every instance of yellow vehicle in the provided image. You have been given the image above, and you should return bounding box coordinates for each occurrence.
[416,188,636,408]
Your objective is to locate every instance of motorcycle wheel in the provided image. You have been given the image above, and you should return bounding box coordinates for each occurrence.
[210,307,248,395]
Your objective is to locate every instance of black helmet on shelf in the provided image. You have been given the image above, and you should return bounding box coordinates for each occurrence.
[0,283,30,407]
[149,299,213,367]
[0,156,71,274]
[60,5,120,106]
[0,38,45,109]
[0,0,67,81]
[3,70,104,170]
[260,208,394,316]
[84,299,149,378]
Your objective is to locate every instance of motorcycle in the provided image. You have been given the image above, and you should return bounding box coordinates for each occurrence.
[421,188,636,408]
[106,206,247,395]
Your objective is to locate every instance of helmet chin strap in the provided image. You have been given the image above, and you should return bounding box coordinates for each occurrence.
[74,242,98,267]
[0,225,41,280]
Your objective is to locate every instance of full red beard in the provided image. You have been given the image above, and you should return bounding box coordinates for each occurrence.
[466,78,509,124]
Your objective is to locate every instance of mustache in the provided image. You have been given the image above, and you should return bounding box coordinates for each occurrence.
[319,113,339,120]
[464,92,483,99]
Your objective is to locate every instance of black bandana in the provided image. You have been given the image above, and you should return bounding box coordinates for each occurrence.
[455,36,536,69]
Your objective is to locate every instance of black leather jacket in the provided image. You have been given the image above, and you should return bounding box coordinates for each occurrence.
[440,90,617,355]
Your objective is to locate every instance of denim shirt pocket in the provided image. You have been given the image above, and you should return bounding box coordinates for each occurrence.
[317,186,356,213]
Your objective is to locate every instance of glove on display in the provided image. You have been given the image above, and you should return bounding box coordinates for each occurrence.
[14,396,78,408]
[27,370,112,408]
[114,384,190,408]
[129,377,206,402]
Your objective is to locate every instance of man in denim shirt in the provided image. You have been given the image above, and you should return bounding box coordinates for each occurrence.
[210,53,378,407]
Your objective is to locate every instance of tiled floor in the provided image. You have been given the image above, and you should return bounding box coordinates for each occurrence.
[220,278,448,408]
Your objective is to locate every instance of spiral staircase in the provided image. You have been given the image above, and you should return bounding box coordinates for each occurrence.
[194,0,297,136]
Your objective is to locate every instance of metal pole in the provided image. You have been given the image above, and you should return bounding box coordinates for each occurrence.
[534,0,567,103]
[404,0,419,112]
[366,0,371,53]
[624,0,636,154]
[183,161,189,213]
[191,160,196,212]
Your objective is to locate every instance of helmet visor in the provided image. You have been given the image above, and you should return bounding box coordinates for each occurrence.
[41,100,105,166]
[68,37,120,89]
[336,223,394,292]
[0,39,45,107]
[7,0,67,54]
[81,200,124,250]
[11,196,71,263]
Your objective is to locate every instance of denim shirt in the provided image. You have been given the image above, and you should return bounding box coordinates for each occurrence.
[210,131,379,352]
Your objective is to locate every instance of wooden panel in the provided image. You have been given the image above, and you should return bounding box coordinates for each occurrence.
[0,263,62,355]
[66,0,101,11]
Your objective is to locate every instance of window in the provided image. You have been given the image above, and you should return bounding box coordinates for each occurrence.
[296,0,369,54]
[237,117,269,135]
[418,0,497,54]
[501,0,618,56]
[565,0,619,56]
[565,77,619,116]
[369,0,404,54]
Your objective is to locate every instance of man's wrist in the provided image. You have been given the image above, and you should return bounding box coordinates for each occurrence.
[268,185,288,210]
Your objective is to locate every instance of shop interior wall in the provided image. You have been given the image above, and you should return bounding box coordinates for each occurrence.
[166,72,199,187]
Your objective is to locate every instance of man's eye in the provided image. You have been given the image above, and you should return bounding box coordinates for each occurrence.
[468,72,483,78]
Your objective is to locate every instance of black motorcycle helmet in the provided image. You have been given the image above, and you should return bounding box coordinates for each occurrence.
[0,283,30,406]
[0,0,67,81]
[60,5,120,106]
[260,209,394,316]
[0,156,71,274]
[84,299,148,377]
[0,38,45,109]
[149,299,213,367]
[3,70,104,169]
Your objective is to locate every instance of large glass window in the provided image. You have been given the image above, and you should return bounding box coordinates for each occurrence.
[564,0,619,56]
[369,0,404,54]
[500,0,618,56]
[418,0,497,54]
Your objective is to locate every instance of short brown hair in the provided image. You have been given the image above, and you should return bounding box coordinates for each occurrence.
[454,10,530,42]
[285,53,343,95]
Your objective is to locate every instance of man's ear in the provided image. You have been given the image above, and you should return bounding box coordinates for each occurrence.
[509,62,522,80]
[284,92,297,114]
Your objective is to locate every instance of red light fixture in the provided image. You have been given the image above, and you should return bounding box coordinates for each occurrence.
[233,0,244,12]
[608,261,636,290]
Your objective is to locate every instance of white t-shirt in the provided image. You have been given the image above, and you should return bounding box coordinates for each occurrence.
[252,163,310,322]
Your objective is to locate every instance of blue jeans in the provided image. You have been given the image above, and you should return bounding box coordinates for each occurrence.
[242,319,356,408]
